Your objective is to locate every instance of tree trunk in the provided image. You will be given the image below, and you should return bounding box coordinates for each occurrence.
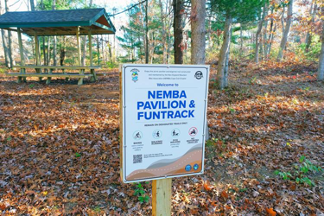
[60,36,66,66]
[305,0,317,53]
[265,7,274,58]
[240,24,243,57]
[101,35,104,65]
[145,0,149,63]
[277,0,293,61]
[43,37,46,65]
[263,6,269,59]
[52,0,56,65]
[318,18,324,81]
[47,36,50,65]
[0,0,8,67]
[30,0,35,11]
[1,30,8,67]
[173,0,184,64]
[217,14,232,90]
[4,0,13,68]
[97,35,100,65]
[159,0,167,63]
[191,0,206,64]
[81,36,86,65]
[255,3,268,63]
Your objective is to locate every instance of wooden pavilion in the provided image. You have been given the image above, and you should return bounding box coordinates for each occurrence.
[0,8,116,85]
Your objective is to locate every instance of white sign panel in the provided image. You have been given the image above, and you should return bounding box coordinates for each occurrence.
[121,64,209,183]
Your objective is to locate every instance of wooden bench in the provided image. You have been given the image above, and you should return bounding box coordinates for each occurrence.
[7,65,100,85]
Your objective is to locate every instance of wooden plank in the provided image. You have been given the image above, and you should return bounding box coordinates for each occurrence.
[6,73,93,78]
[152,178,172,216]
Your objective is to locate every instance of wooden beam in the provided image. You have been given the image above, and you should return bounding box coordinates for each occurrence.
[152,179,172,216]
[13,65,100,69]
[6,72,93,78]
[93,22,115,32]
[88,30,93,66]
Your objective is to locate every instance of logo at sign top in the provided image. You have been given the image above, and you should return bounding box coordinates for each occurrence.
[194,71,203,80]
[131,69,139,82]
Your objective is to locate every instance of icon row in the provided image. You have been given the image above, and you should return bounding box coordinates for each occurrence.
[133,127,198,140]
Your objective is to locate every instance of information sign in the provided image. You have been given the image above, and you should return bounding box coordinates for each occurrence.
[121,64,209,183]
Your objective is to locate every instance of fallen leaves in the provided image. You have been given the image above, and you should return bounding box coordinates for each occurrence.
[0,61,323,215]
[266,207,277,216]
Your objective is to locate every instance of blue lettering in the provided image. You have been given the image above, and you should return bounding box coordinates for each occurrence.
[148,91,155,99]
[157,91,162,99]
[138,112,144,120]
[188,110,194,118]
[180,91,187,98]
[137,101,144,110]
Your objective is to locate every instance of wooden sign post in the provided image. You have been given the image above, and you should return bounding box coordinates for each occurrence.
[152,178,172,216]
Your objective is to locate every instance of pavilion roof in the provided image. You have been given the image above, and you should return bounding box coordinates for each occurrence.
[0,8,116,36]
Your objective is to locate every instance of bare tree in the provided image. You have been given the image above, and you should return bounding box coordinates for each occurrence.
[217,14,232,89]
[305,0,317,53]
[0,0,9,67]
[4,0,13,68]
[318,17,324,81]
[255,3,268,63]
[52,0,57,65]
[191,0,206,64]
[145,0,149,63]
[159,0,167,63]
[173,0,184,64]
[277,0,293,61]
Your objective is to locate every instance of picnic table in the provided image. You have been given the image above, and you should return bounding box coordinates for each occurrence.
[7,65,99,85]
[0,8,116,86]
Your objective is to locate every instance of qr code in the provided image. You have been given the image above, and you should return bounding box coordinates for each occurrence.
[133,154,142,164]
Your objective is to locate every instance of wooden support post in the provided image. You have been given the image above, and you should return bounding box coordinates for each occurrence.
[76,27,83,85]
[46,68,53,84]
[88,30,93,66]
[34,32,42,81]
[152,178,172,216]
[17,28,26,83]
[17,28,25,66]
[76,26,81,65]
[90,68,97,82]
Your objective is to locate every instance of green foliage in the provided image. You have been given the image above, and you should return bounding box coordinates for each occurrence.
[295,39,322,61]
[133,182,150,204]
[75,152,81,158]
[117,2,165,63]
[36,0,83,10]
[7,136,12,142]
[274,170,292,180]
[106,61,119,69]
[275,156,322,187]
[210,0,266,24]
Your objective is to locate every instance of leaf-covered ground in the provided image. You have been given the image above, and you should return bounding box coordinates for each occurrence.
[0,62,323,215]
